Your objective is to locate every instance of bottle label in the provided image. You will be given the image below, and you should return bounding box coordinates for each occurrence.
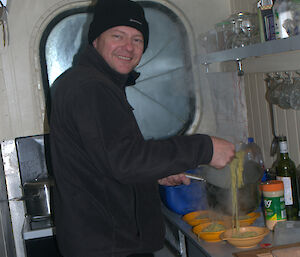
[260,0,273,10]
[264,196,286,221]
[277,176,294,205]
[279,141,288,153]
[274,9,293,39]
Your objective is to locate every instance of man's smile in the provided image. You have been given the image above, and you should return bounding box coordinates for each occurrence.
[118,55,132,61]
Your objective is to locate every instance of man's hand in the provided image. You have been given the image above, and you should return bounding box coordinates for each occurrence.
[209,136,235,169]
[158,173,191,186]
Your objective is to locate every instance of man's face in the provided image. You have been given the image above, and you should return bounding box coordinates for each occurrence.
[93,26,144,74]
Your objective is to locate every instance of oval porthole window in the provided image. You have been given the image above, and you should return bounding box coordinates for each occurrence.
[41,1,198,139]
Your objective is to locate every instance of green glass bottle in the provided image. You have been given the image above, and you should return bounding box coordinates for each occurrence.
[276,136,299,220]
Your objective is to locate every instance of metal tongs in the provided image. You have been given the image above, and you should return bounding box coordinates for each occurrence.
[184,172,206,182]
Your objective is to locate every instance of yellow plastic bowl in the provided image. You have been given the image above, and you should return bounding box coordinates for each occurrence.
[239,212,261,226]
[182,210,210,226]
[221,212,261,227]
[192,222,226,242]
[220,226,269,248]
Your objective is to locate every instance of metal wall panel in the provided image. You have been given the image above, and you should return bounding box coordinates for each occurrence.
[0,144,16,257]
[245,72,300,169]
[230,0,300,169]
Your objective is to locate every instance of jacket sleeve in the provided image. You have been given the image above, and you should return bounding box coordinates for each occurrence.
[72,82,213,184]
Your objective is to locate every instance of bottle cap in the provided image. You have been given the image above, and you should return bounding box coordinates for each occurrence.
[261,180,284,191]
[248,137,254,143]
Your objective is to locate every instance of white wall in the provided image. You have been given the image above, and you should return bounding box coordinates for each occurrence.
[0,0,231,141]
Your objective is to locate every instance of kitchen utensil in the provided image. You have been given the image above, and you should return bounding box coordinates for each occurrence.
[290,77,300,110]
[193,221,226,242]
[220,226,269,248]
[196,160,263,189]
[185,163,262,216]
[205,182,260,215]
[276,75,292,109]
[265,75,279,156]
[183,173,206,182]
[218,212,260,227]
[184,142,264,215]
[236,212,260,226]
[182,210,210,226]
[269,103,279,157]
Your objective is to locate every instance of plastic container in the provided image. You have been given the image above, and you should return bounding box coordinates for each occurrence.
[159,173,208,215]
[273,220,300,245]
[247,137,264,168]
[261,180,287,230]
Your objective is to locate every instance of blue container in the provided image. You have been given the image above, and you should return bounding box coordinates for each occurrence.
[159,180,208,215]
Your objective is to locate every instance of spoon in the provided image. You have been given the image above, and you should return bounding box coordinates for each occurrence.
[269,102,279,156]
[265,75,279,156]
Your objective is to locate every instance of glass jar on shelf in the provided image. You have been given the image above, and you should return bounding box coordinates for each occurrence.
[277,73,293,109]
[215,21,232,50]
[273,0,300,38]
[226,12,259,49]
[290,76,300,109]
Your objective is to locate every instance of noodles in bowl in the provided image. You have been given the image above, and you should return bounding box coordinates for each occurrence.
[193,222,226,242]
[220,226,269,248]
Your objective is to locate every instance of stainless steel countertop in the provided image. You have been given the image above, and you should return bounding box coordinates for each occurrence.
[161,205,274,257]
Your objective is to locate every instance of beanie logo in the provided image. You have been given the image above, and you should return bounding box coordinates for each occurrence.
[130,18,142,25]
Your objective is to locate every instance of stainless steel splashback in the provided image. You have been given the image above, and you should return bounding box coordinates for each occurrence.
[0,134,54,257]
[0,141,16,257]
[1,139,26,257]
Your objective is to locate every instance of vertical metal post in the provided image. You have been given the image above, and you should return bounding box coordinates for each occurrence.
[1,140,26,257]
[178,230,187,257]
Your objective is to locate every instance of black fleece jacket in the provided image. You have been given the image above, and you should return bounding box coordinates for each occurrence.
[49,45,213,257]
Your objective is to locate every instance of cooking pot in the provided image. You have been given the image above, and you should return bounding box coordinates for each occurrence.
[23,178,54,220]
[205,182,261,215]
[187,165,262,216]
[186,141,264,215]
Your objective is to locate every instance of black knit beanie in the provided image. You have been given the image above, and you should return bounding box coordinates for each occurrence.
[88,0,149,52]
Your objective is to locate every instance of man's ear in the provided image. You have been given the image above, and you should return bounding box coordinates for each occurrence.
[92,39,97,48]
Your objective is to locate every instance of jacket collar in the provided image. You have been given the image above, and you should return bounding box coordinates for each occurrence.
[78,45,140,89]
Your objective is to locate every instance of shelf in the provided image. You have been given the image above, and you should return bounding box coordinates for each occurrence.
[198,34,300,65]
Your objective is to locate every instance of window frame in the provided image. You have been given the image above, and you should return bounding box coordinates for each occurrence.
[35,0,202,136]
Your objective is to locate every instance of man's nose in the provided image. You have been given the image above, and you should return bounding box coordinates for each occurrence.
[124,38,134,51]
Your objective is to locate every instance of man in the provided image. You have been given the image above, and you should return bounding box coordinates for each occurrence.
[49,0,235,256]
